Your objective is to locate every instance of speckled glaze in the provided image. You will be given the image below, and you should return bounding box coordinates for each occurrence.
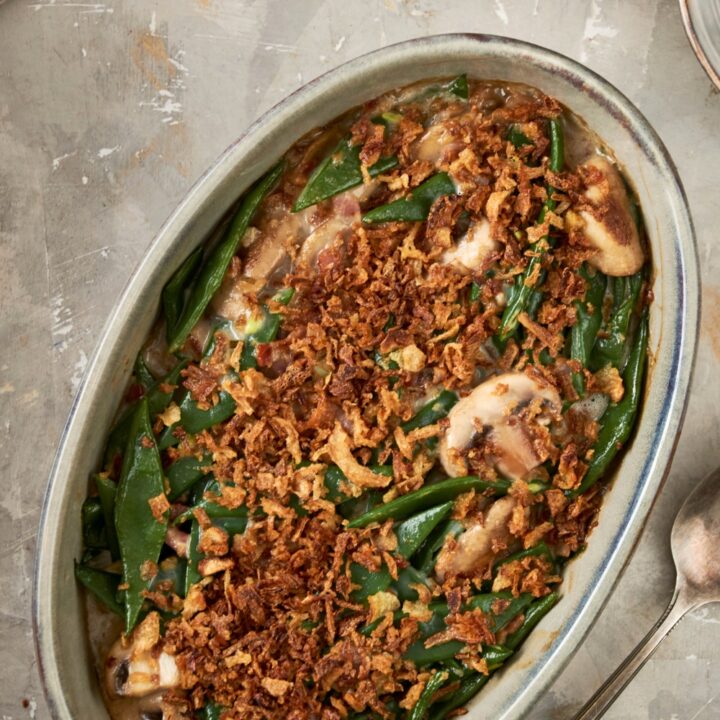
[34,35,699,720]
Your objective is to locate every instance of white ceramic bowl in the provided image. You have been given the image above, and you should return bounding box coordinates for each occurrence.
[34,34,699,720]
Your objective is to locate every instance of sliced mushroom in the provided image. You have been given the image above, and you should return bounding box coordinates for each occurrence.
[106,642,179,699]
[297,186,371,268]
[297,216,349,268]
[164,526,189,557]
[440,217,498,273]
[105,615,179,699]
[439,372,561,480]
[573,156,644,276]
[414,122,463,166]
[213,185,371,322]
[211,230,288,324]
[210,275,263,325]
[435,495,518,581]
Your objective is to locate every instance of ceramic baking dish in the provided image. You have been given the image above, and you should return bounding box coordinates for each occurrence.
[34,34,699,719]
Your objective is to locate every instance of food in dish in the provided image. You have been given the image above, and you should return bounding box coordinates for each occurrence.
[76,75,650,720]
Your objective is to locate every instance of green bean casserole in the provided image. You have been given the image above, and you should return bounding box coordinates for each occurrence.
[76,75,650,720]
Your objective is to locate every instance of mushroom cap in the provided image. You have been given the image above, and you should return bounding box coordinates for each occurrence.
[414,122,463,166]
[105,636,179,699]
[439,372,561,480]
[577,156,644,277]
[435,495,519,581]
[440,217,498,274]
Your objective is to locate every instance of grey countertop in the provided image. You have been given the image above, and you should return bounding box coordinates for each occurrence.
[1,1,718,718]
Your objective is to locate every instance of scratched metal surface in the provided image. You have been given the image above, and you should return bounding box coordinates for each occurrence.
[0,0,718,718]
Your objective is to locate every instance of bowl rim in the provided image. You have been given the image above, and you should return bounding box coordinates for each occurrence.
[33,33,700,720]
[679,0,720,91]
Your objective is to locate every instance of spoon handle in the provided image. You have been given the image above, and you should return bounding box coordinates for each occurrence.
[574,588,692,720]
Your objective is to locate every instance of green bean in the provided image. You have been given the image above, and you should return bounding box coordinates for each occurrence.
[349,700,400,720]
[362,173,456,224]
[150,556,187,598]
[348,476,510,528]
[427,672,490,720]
[81,497,107,550]
[359,609,404,637]
[415,519,464,575]
[469,592,534,629]
[179,390,236,434]
[413,74,469,103]
[133,354,155,391]
[239,307,282,371]
[395,502,453,560]
[157,422,182,451]
[494,541,555,577]
[446,73,468,99]
[374,349,400,372]
[372,111,404,129]
[176,497,248,525]
[200,318,235,361]
[197,702,224,720]
[482,644,513,670]
[154,383,236,451]
[166,453,213,501]
[185,520,202,596]
[104,360,187,467]
[407,671,449,720]
[394,565,431,602]
[526,286,545,320]
[400,390,458,433]
[405,637,465,667]
[350,562,392,603]
[162,244,203,340]
[237,287,294,370]
[114,398,169,632]
[404,592,532,665]
[183,476,211,595]
[323,464,351,503]
[214,515,251,535]
[325,465,392,519]
[488,593,537,633]
[95,474,119,559]
[497,118,564,342]
[507,124,532,148]
[469,281,481,303]
[426,595,559,719]
[323,464,392,506]
[167,161,285,353]
[591,271,643,372]
[339,489,385,521]
[273,286,295,305]
[571,311,648,497]
[504,591,559,650]
[571,265,607,395]
[292,137,398,212]
[74,563,123,616]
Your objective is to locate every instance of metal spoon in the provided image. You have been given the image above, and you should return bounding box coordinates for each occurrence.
[575,467,720,719]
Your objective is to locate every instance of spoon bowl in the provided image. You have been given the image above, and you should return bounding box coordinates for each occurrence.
[672,466,720,601]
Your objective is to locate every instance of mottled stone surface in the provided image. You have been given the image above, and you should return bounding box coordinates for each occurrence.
[1,0,718,718]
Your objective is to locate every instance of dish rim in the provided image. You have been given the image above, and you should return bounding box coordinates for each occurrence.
[33,33,699,720]
[679,0,720,91]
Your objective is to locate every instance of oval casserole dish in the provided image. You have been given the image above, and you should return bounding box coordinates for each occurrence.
[34,34,699,720]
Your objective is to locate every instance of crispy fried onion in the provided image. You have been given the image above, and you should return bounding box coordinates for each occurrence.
[324,424,393,489]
